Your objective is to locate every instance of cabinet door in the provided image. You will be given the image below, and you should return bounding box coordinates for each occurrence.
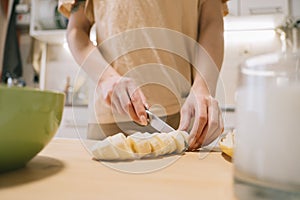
[290,0,300,19]
[240,0,289,15]
[227,0,239,16]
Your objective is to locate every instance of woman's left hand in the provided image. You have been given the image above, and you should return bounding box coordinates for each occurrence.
[178,86,224,151]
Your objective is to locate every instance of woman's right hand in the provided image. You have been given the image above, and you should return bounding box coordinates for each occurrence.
[98,75,148,126]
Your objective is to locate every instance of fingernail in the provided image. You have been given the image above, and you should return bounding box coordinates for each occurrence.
[144,103,149,109]
[189,140,196,150]
[140,115,148,126]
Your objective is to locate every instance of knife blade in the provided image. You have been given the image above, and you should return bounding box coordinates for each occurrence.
[145,109,175,133]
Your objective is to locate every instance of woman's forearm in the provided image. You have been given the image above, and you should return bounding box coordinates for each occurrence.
[67,27,120,83]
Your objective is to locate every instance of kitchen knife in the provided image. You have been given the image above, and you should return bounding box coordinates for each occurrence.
[145,109,175,133]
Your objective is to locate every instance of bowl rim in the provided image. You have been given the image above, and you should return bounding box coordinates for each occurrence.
[0,86,65,96]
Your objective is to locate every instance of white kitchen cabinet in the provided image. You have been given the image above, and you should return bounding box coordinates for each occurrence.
[30,0,67,44]
[227,0,239,16]
[29,0,96,91]
[290,0,300,19]
[29,0,67,90]
[30,0,96,44]
[240,0,289,16]
[227,0,290,16]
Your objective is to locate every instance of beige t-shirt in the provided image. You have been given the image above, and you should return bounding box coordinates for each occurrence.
[59,0,226,124]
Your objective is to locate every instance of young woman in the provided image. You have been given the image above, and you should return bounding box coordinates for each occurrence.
[59,0,228,150]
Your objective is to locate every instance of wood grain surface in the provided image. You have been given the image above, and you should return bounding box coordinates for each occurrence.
[0,138,236,200]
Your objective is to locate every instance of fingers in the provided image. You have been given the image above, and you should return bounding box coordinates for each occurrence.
[112,93,126,115]
[178,105,192,131]
[219,110,224,133]
[187,97,224,150]
[205,101,224,144]
[138,89,149,109]
[113,88,130,115]
[127,84,148,125]
[126,100,142,123]
[201,98,219,145]
[188,99,208,150]
[107,78,148,125]
[104,90,113,105]
[98,76,120,106]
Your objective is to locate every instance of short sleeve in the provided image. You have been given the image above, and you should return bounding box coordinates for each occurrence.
[58,0,94,24]
[58,0,75,18]
[85,0,94,24]
[222,0,229,16]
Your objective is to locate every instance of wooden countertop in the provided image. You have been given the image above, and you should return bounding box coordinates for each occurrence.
[0,138,236,200]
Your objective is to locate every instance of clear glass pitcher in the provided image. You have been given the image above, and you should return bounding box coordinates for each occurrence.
[234,51,300,199]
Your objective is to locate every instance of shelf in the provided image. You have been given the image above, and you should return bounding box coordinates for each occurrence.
[29,0,67,44]
[29,0,96,44]
[30,27,96,45]
[30,29,67,44]
[224,14,286,31]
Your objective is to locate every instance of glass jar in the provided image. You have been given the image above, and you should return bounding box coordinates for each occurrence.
[234,51,300,199]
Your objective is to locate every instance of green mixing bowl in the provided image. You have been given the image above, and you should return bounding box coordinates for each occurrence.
[0,86,65,172]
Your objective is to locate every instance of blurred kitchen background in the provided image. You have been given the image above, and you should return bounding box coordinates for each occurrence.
[0,0,300,138]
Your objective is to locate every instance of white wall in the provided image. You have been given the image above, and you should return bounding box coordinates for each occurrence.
[290,0,300,19]
[216,29,282,107]
[45,44,79,92]
[19,34,35,87]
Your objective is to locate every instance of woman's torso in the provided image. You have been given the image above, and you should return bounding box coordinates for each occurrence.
[89,0,204,123]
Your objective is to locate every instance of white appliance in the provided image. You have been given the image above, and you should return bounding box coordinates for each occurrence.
[216,14,296,109]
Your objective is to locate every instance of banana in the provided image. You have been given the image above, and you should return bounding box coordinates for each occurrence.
[91,136,119,160]
[178,131,189,143]
[147,133,165,156]
[91,131,190,160]
[168,131,186,153]
[219,131,234,157]
[110,133,135,160]
[127,133,152,158]
[154,133,177,155]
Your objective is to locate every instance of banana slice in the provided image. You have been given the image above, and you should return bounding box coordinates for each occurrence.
[110,133,134,160]
[219,131,234,157]
[154,133,177,155]
[91,137,119,160]
[127,133,152,158]
[168,131,186,153]
[178,131,190,143]
[147,133,165,156]
[92,131,190,160]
